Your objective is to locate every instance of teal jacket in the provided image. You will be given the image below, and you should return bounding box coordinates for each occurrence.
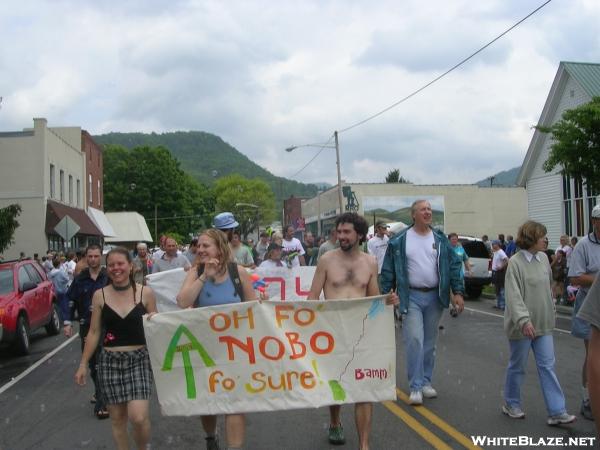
[380,226,464,313]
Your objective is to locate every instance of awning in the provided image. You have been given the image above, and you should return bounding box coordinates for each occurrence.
[87,207,116,237]
[104,212,153,243]
[45,200,103,236]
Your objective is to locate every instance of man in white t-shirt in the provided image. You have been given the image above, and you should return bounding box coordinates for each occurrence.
[282,225,306,268]
[491,240,508,310]
[367,221,389,277]
[380,200,464,406]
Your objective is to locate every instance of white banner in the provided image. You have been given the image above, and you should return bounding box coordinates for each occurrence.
[143,297,396,416]
[146,266,321,312]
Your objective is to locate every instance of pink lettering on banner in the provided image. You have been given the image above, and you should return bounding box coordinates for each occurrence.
[355,368,388,380]
[264,277,285,300]
[295,277,310,297]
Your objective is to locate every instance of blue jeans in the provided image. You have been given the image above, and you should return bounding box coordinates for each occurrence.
[403,289,444,391]
[504,335,567,416]
[495,286,505,309]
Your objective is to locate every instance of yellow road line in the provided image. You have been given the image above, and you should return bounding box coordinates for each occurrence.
[396,388,482,450]
[382,400,453,450]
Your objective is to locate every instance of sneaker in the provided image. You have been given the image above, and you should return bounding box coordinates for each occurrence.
[502,403,525,419]
[328,425,345,445]
[547,412,576,426]
[422,385,437,398]
[581,400,594,420]
[205,435,219,450]
[409,391,423,405]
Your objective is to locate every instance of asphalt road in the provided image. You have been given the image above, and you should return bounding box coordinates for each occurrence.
[0,296,598,450]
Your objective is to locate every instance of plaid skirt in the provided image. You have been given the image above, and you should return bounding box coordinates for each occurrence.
[97,347,153,405]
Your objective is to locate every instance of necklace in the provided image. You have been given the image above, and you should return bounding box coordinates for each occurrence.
[113,283,131,291]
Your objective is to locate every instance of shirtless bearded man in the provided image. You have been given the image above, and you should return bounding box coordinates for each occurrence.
[308,212,398,450]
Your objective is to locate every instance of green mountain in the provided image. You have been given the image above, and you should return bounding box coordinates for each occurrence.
[93,131,319,202]
[475,166,520,187]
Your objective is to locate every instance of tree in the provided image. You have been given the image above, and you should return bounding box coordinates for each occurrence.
[214,174,276,239]
[385,168,411,184]
[0,204,22,253]
[103,145,214,241]
[540,97,600,192]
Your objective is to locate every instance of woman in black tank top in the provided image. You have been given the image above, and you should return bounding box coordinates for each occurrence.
[75,247,157,450]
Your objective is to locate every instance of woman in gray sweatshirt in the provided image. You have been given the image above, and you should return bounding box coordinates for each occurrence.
[502,220,575,426]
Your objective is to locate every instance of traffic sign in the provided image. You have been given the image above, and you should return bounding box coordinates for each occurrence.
[54,215,80,242]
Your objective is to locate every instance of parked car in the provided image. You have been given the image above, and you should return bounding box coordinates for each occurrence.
[0,259,60,354]
[458,236,492,299]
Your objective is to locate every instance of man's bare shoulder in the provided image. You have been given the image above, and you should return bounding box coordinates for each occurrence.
[319,248,342,264]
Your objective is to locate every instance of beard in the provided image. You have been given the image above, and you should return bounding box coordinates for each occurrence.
[340,240,356,252]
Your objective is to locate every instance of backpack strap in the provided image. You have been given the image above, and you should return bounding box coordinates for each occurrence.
[228,262,245,302]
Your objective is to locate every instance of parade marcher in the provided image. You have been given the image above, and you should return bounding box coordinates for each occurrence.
[492,240,509,310]
[254,231,270,266]
[63,251,77,284]
[568,204,600,421]
[449,233,471,277]
[74,250,87,277]
[42,255,54,274]
[152,237,191,273]
[550,249,567,304]
[380,200,464,406]
[317,227,338,261]
[75,247,157,450]
[502,220,576,426]
[258,242,285,269]
[301,231,318,266]
[133,242,153,285]
[177,229,258,450]
[505,235,517,258]
[151,235,168,262]
[48,257,70,320]
[64,244,110,419]
[183,237,199,264]
[231,230,255,268]
[367,221,390,283]
[282,225,306,267]
[576,272,600,437]
[213,212,239,242]
[308,213,398,449]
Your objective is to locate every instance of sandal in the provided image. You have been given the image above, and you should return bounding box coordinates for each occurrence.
[95,408,109,420]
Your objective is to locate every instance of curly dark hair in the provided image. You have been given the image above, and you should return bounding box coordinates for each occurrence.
[335,213,369,244]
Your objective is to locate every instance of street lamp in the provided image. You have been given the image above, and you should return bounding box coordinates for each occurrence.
[285,131,344,215]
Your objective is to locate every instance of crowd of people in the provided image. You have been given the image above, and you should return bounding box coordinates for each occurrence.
[9,201,600,448]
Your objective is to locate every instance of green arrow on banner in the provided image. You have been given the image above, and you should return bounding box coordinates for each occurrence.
[162,324,215,399]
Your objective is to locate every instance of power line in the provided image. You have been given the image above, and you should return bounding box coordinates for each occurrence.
[290,0,552,178]
[289,134,335,178]
[338,0,553,134]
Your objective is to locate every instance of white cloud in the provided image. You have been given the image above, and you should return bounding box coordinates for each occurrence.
[0,0,599,186]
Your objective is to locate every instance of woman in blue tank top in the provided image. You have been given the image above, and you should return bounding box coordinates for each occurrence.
[177,228,257,450]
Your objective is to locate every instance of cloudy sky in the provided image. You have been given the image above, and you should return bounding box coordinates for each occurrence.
[1,0,599,185]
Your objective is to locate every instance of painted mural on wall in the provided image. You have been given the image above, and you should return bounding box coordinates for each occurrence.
[363,195,445,231]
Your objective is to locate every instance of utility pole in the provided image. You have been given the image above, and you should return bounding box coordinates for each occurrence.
[334,131,343,214]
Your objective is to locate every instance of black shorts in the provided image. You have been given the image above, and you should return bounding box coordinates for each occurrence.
[97,347,153,405]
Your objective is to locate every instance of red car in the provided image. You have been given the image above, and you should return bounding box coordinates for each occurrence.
[0,259,61,354]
